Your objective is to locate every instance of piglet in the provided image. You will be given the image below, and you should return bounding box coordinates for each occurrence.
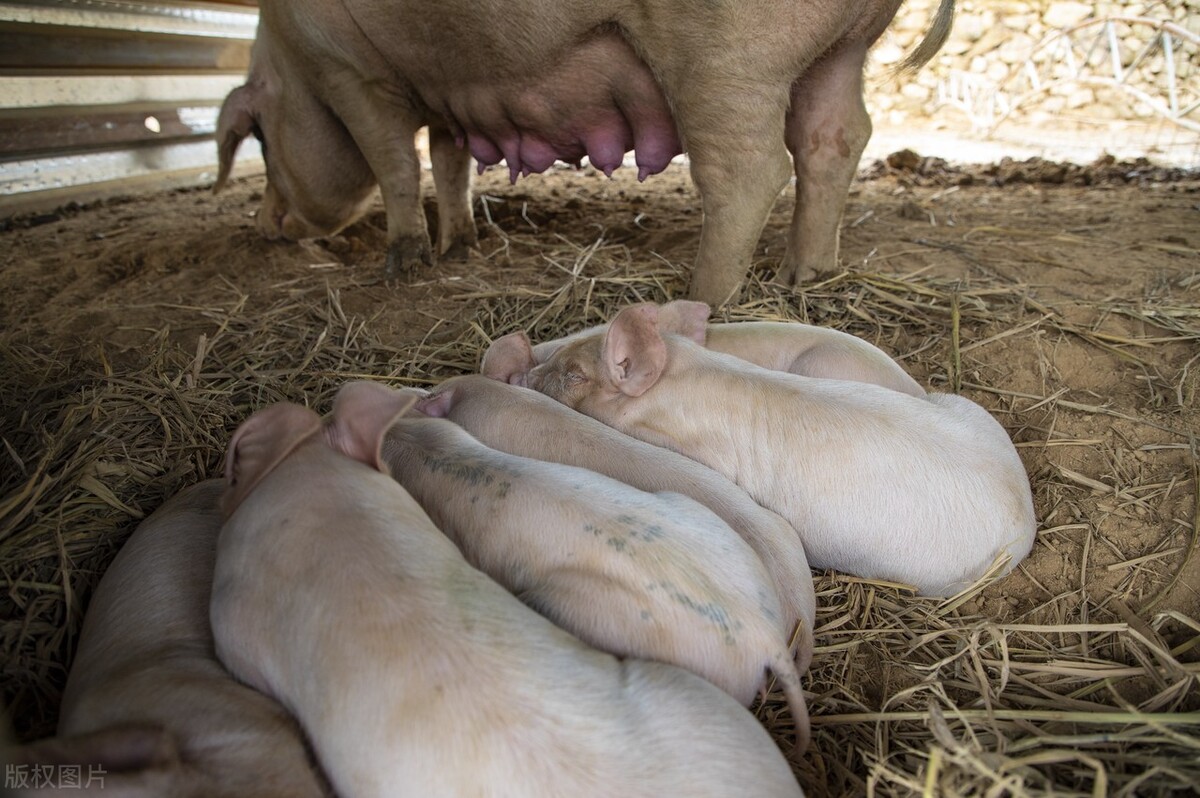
[528,303,1037,596]
[485,298,923,397]
[417,373,815,671]
[7,480,330,798]
[212,382,806,797]
[382,398,810,750]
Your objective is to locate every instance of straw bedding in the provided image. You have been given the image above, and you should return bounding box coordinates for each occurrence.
[1,156,1197,795]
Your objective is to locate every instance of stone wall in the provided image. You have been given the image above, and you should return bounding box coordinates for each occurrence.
[866,0,1199,132]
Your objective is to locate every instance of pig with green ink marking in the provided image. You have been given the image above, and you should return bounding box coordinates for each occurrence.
[414,373,816,674]
[211,381,806,796]
[380,391,810,752]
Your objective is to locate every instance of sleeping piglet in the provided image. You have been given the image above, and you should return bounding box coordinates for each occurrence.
[527,303,1037,597]
[381,392,810,751]
[212,381,805,797]
[416,373,815,672]
[484,298,924,397]
[8,480,330,798]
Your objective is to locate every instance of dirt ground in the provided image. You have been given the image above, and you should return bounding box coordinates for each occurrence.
[1,152,1198,795]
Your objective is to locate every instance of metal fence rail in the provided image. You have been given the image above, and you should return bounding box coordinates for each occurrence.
[0,0,261,212]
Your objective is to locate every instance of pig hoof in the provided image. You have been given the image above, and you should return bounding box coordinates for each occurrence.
[777,259,833,287]
[384,237,433,280]
[774,262,800,287]
[440,234,479,262]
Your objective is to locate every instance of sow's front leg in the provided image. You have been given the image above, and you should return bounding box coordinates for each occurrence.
[779,42,874,286]
[428,122,479,261]
[327,81,434,279]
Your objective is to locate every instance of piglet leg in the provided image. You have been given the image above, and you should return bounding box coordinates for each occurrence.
[779,43,873,286]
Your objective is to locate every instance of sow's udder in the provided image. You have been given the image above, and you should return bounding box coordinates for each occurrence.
[435,34,682,183]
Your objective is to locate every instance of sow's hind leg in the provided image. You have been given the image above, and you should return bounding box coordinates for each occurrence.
[648,51,793,306]
[778,42,874,287]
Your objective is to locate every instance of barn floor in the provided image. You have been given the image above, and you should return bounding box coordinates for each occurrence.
[2,154,1198,795]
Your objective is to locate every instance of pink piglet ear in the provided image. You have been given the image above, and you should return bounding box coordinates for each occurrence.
[222,403,323,517]
[416,386,454,418]
[602,304,667,397]
[328,381,419,473]
[480,331,536,386]
[657,300,711,345]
